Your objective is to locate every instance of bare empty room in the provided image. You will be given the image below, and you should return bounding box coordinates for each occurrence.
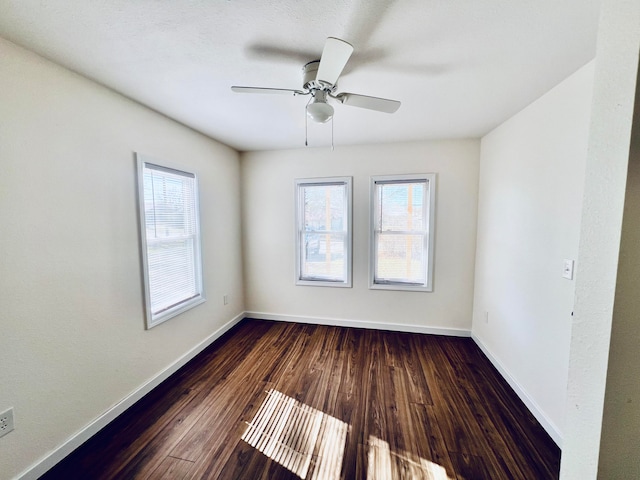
[1,1,639,479]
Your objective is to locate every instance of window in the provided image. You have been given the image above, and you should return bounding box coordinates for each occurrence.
[295,177,352,287]
[136,154,205,328]
[370,174,436,291]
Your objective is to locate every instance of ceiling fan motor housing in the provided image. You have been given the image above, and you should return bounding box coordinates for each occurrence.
[302,60,335,92]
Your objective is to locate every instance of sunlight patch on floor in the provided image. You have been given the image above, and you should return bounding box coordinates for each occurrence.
[242,389,452,479]
[367,435,454,480]
[242,389,348,479]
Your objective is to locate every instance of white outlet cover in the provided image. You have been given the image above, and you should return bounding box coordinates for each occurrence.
[563,259,575,280]
[0,408,14,438]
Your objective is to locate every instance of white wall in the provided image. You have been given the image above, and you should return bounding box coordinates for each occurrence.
[0,38,244,479]
[241,140,480,333]
[561,0,640,476]
[472,62,595,445]
[598,73,640,477]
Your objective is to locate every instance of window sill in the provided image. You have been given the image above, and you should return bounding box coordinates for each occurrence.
[369,283,432,292]
[147,296,207,329]
[296,279,352,288]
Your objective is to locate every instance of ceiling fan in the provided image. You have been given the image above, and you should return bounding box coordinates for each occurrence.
[231,37,401,126]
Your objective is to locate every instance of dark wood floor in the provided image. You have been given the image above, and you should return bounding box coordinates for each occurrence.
[41,319,560,479]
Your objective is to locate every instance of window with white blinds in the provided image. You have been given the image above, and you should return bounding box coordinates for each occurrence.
[136,155,205,328]
[295,177,352,287]
[370,174,436,291]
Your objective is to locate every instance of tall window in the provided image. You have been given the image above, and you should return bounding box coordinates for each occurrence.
[295,177,352,287]
[136,154,205,328]
[370,174,436,291]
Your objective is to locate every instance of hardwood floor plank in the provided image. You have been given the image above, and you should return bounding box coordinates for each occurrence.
[337,327,366,398]
[335,391,359,480]
[413,337,487,457]
[180,382,275,480]
[258,322,305,384]
[146,457,194,480]
[362,331,389,446]
[215,437,265,480]
[44,378,200,480]
[409,403,457,477]
[170,326,295,464]
[448,452,492,480]
[462,341,560,476]
[40,319,560,480]
[398,332,433,406]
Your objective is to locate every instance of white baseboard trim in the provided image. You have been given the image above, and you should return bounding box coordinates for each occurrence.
[17,312,245,480]
[244,311,471,337]
[471,332,563,448]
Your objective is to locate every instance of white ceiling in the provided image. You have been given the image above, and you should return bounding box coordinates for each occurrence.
[0,0,601,152]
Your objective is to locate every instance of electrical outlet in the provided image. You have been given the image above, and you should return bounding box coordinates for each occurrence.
[223,294,229,305]
[484,311,489,324]
[562,259,575,280]
[0,408,14,438]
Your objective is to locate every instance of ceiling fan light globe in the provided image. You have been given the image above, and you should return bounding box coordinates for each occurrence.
[306,101,334,123]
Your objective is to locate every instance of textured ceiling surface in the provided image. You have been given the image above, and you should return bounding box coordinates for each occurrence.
[0,0,601,151]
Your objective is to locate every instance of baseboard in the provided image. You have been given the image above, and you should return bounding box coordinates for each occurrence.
[471,333,563,448]
[244,311,471,337]
[17,312,245,480]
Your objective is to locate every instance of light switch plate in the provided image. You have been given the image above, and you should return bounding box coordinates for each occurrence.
[563,259,574,280]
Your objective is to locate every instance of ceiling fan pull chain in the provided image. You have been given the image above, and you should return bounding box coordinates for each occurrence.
[331,115,334,151]
[305,96,311,147]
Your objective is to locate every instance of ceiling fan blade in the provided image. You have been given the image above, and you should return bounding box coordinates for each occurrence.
[316,37,354,85]
[231,86,304,95]
[335,92,401,113]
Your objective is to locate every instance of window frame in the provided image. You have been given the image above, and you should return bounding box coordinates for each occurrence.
[369,173,436,292]
[136,154,206,329]
[294,176,353,288]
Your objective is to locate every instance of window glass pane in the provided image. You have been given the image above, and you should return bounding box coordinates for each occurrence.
[301,232,346,281]
[375,233,425,283]
[138,157,204,327]
[303,184,346,232]
[377,182,425,232]
[371,175,434,290]
[147,238,197,313]
[296,178,351,287]
[144,170,196,239]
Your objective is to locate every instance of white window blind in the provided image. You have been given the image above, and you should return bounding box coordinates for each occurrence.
[371,174,435,291]
[295,177,352,287]
[137,155,205,328]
